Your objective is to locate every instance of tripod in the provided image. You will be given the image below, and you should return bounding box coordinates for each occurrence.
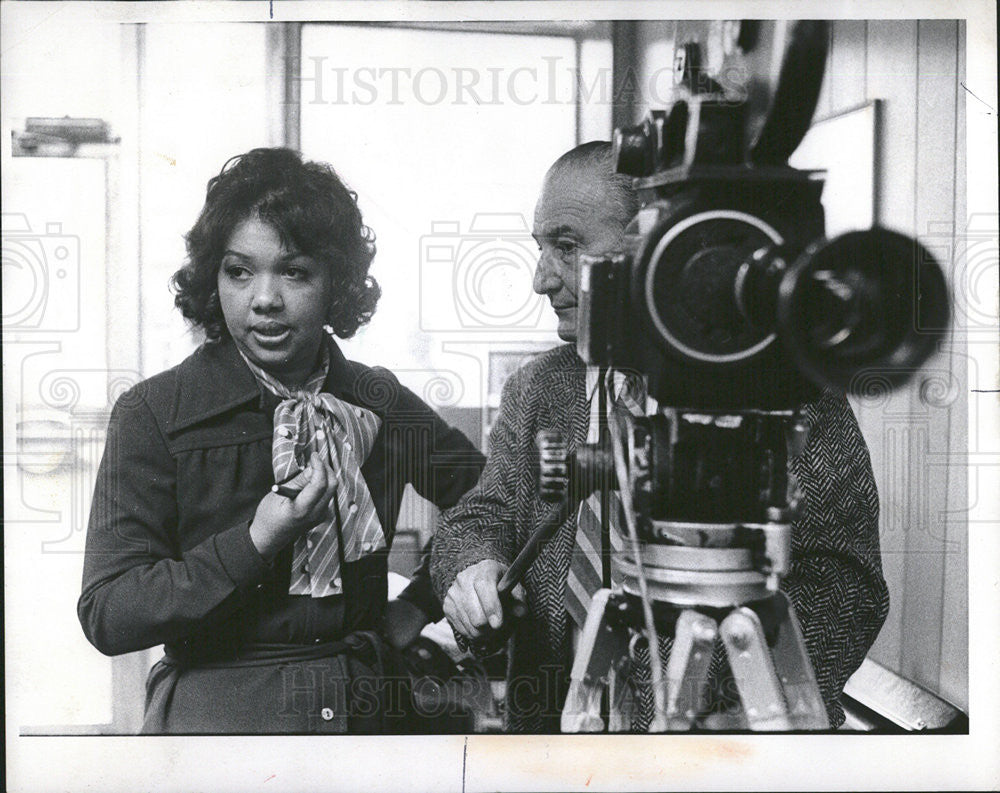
[547,407,830,732]
[561,584,829,731]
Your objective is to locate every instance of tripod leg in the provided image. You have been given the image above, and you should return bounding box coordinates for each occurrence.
[719,608,794,731]
[561,589,627,732]
[662,610,718,731]
[767,592,829,729]
[607,652,635,732]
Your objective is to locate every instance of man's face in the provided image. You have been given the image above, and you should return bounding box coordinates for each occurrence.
[531,165,626,342]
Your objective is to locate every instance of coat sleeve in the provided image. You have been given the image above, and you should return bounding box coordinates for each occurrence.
[430,365,530,604]
[78,390,272,656]
[782,391,891,726]
[388,376,486,621]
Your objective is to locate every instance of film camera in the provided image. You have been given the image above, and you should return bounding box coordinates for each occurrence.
[527,21,951,731]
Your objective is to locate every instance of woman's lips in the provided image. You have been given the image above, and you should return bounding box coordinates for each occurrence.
[250,325,291,346]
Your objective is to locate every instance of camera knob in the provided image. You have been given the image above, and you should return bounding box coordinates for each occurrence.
[537,431,569,503]
[614,120,657,177]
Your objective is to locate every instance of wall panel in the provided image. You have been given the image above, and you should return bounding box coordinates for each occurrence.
[938,21,968,709]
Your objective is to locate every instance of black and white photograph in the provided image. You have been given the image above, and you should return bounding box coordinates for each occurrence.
[2,1,997,791]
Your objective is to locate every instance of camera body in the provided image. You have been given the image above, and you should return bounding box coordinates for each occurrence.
[579,165,827,410]
[554,19,949,601]
[577,22,949,412]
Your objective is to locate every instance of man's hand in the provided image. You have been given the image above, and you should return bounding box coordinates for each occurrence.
[442,559,526,640]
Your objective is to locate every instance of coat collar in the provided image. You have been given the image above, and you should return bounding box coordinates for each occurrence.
[167,334,359,434]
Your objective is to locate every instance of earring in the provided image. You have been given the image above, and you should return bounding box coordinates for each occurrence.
[323,324,335,336]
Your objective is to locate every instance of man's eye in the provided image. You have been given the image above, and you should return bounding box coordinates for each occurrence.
[555,240,577,256]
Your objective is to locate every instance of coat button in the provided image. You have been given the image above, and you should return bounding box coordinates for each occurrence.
[343,441,352,452]
[348,503,358,514]
[276,426,292,439]
[362,541,373,553]
[354,408,364,418]
[320,707,334,721]
[332,577,342,588]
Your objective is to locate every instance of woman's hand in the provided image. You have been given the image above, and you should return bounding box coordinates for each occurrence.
[249,453,339,560]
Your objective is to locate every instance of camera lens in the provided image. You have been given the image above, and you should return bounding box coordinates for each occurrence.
[777,228,950,391]
[640,210,783,364]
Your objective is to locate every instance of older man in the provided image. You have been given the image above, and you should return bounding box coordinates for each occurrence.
[431,141,889,732]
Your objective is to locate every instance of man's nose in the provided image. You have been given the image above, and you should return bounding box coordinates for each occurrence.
[251,275,283,312]
[533,253,560,296]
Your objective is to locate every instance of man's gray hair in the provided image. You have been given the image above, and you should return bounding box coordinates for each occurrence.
[549,140,640,228]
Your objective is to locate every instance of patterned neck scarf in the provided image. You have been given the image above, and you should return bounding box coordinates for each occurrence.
[239,345,384,598]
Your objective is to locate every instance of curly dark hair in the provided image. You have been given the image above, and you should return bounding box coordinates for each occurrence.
[171,147,380,341]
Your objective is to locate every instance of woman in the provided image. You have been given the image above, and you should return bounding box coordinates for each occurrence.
[78,148,484,733]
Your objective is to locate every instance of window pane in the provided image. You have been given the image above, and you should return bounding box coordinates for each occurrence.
[300,25,586,408]
[4,158,114,728]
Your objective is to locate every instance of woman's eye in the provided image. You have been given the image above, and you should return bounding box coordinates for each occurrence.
[284,266,310,280]
[222,263,251,280]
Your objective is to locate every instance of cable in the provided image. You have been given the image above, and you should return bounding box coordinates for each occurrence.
[606,379,668,731]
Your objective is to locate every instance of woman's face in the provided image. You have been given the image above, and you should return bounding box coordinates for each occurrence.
[218,216,331,387]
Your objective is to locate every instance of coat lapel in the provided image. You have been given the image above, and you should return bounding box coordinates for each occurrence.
[167,334,362,434]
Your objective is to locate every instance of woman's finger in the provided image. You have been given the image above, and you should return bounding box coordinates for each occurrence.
[272,464,313,499]
[292,454,329,516]
[309,461,338,523]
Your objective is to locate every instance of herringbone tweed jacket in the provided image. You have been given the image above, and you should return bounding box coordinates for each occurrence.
[431,344,889,732]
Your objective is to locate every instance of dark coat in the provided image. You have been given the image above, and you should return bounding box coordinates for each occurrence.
[431,343,890,732]
[78,335,484,730]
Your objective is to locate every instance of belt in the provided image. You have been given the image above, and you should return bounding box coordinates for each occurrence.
[163,630,388,670]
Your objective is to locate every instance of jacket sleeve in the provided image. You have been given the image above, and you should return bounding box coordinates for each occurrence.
[782,391,891,726]
[430,365,530,604]
[396,538,441,620]
[388,376,486,620]
[78,390,272,656]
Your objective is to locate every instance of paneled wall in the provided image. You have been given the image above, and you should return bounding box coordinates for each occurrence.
[820,19,967,711]
[632,20,969,709]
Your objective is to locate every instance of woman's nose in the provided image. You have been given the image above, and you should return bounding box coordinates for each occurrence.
[251,276,283,312]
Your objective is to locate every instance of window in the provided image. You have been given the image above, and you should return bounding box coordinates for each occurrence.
[299,23,612,414]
